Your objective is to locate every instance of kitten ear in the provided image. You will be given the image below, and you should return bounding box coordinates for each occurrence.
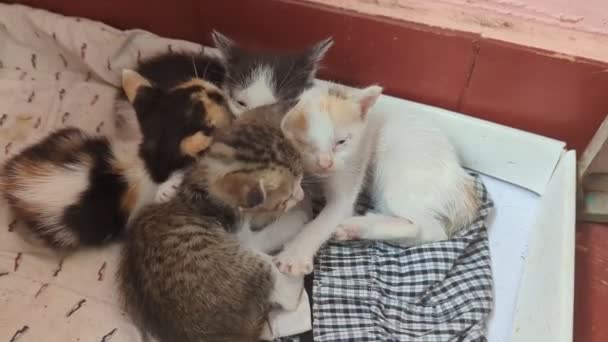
[305,38,333,80]
[214,173,266,209]
[352,85,383,118]
[280,107,308,140]
[212,30,237,57]
[308,37,334,64]
[122,69,152,103]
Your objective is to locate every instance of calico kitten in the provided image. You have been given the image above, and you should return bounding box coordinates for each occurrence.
[115,31,333,142]
[119,104,306,342]
[0,70,232,249]
[273,82,481,275]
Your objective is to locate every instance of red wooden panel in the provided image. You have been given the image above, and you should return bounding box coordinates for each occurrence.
[575,223,608,342]
[460,39,608,152]
[16,0,201,42]
[8,0,608,151]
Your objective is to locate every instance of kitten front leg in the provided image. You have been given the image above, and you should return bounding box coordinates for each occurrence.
[273,200,352,275]
[270,270,305,312]
[335,213,420,241]
[247,199,313,254]
[155,171,185,203]
[254,251,304,312]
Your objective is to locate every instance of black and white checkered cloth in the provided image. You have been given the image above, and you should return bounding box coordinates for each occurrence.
[279,175,494,342]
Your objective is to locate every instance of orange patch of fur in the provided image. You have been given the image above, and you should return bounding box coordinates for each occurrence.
[325,95,361,126]
[173,78,216,91]
[177,78,234,131]
[203,99,232,130]
[180,132,213,156]
[6,160,57,191]
[289,110,309,131]
[123,70,151,103]
[121,184,139,213]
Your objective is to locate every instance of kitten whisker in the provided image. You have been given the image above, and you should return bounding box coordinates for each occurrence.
[191,55,199,78]
[278,59,296,91]
[202,61,210,80]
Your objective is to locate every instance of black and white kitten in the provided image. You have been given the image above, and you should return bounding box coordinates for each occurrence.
[115,31,333,142]
[212,31,333,115]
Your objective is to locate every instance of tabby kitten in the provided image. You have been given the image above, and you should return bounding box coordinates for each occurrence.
[0,70,232,249]
[273,82,480,275]
[119,104,306,342]
[115,30,333,142]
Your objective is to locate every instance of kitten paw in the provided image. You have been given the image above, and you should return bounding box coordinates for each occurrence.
[334,224,362,241]
[273,249,314,276]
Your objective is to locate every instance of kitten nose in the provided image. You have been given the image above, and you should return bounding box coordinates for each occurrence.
[317,153,333,169]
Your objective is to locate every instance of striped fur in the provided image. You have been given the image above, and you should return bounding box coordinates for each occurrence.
[119,104,305,342]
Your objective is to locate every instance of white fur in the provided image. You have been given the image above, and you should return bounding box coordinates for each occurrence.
[13,164,89,217]
[238,199,313,255]
[238,217,305,313]
[13,163,90,247]
[274,84,479,276]
[109,140,159,222]
[228,66,278,115]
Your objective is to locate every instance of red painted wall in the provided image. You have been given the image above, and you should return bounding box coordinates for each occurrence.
[11,0,608,152]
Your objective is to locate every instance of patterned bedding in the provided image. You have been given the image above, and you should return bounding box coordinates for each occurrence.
[0,4,310,341]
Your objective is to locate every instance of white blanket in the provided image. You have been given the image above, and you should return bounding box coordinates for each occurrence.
[0,4,310,341]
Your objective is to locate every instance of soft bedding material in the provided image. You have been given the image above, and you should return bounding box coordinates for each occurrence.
[0,4,311,341]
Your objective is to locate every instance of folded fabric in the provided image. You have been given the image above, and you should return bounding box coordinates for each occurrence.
[312,176,494,341]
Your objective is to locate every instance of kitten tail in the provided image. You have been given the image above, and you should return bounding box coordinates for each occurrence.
[446,174,481,237]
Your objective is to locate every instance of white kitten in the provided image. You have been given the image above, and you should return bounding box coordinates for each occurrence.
[273,82,480,275]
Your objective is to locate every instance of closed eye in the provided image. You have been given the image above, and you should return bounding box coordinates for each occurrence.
[236,100,247,108]
[335,136,350,146]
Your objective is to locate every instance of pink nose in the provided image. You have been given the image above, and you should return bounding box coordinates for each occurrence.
[317,154,333,169]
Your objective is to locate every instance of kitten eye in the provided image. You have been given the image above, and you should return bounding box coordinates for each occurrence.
[336,139,347,146]
[236,100,248,108]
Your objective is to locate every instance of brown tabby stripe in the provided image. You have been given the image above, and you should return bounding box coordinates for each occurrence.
[220,126,300,174]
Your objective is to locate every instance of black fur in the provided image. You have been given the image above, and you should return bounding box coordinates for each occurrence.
[61,136,129,245]
[215,32,333,103]
[132,85,223,183]
[2,128,129,248]
[135,52,225,89]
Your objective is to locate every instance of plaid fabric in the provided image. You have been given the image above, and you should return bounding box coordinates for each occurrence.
[277,175,494,342]
[313,178,493,342]
[311,175,493,341]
